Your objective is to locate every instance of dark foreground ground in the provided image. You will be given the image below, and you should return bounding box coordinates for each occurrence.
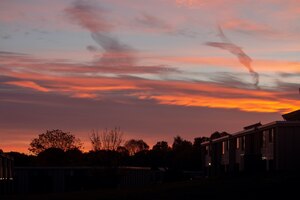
[2,174,299,200]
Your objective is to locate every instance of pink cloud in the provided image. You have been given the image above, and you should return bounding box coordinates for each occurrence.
[157,56,300,72]
[135,13,173,32]
[5,81,50,92]
[175,0,223,8]
[64,0,113,32]
[221,19,274,35]
[0,1,70,30]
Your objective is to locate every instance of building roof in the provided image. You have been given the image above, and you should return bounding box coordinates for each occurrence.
[211,135,231,143]
[282,110,300,121]
[243,122,262,130]
[231,120,300,138]
[200,110,300,146]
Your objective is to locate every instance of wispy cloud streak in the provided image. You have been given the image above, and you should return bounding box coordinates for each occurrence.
[64,0,112,32]
[65,0,136,67]
[5,81,50,92]
[206,26,259,88]
[135,13,172,31]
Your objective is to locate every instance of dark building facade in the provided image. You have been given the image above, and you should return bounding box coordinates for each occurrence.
[0,154,14,194]
[202,110,300,176]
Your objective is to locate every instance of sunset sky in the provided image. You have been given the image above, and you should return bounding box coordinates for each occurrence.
[1,0,300,153]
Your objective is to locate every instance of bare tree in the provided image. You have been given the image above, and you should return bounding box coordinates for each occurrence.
[90,127,124,151]
[90,129,101,151]
[29,129,82,155]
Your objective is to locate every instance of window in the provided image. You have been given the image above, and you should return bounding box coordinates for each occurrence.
[262,130,267,148]
[241,136,245,150]
[236,138,240,149]
[222,142,225,155]
[269,129,274,143]
[205,146,209,155]
[260,132,263,148]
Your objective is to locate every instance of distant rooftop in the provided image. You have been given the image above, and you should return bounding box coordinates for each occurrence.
[243,122,262,130]
[282,110,300,121]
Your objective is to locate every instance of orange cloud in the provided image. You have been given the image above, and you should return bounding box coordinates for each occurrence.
[139,93,300,113]
[5,81,50,92]
[70,85,140,91]
[3,66,299,114]
[72,93,98,99]
[1,52,299,114]
[131,79,300,113]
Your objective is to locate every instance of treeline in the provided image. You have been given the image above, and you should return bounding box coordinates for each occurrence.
[3,129,229,171]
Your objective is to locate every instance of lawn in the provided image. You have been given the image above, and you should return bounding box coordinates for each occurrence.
[2,175,298,200]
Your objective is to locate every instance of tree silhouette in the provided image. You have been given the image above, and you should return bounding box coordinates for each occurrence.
[29,129,82,154]
[193,137,208,150]
[171,136,193,170]
[152,141,170,152]
[90,129,101,151]
[151,141,171,168]
[65,148,83,165]
[37,147,65,166]
[210,131,229,140]
[90,127,124,151]
[117,146,129,156]
[124,139,149,155]
[172,136,192,152]
[192,137,208,170]
[6,151,34,166]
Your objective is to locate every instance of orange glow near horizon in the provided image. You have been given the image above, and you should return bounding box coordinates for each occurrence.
[140,94,300,113]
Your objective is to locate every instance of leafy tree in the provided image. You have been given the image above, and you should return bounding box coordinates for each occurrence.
[152,141,170,152]
[84,150,124,167]
[172,136,192,152]
[117,146,129,156]
[124,139,149,155]
[193,137,208,150]
[210,131,229,140]
[6,152,34,166]
[171,136,193,170]
[151,141,171,168]
[37,147,65,166]
[65,148,83,165]
[192,137,208,170]
[29,129,82,154]
[132,150,151,166]
[90,127,124,151]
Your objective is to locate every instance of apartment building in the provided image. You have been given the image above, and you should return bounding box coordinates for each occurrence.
[202,110,300,176]
[0,153,14,194]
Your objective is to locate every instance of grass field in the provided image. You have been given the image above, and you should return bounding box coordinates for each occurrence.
[2,175,298,200]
